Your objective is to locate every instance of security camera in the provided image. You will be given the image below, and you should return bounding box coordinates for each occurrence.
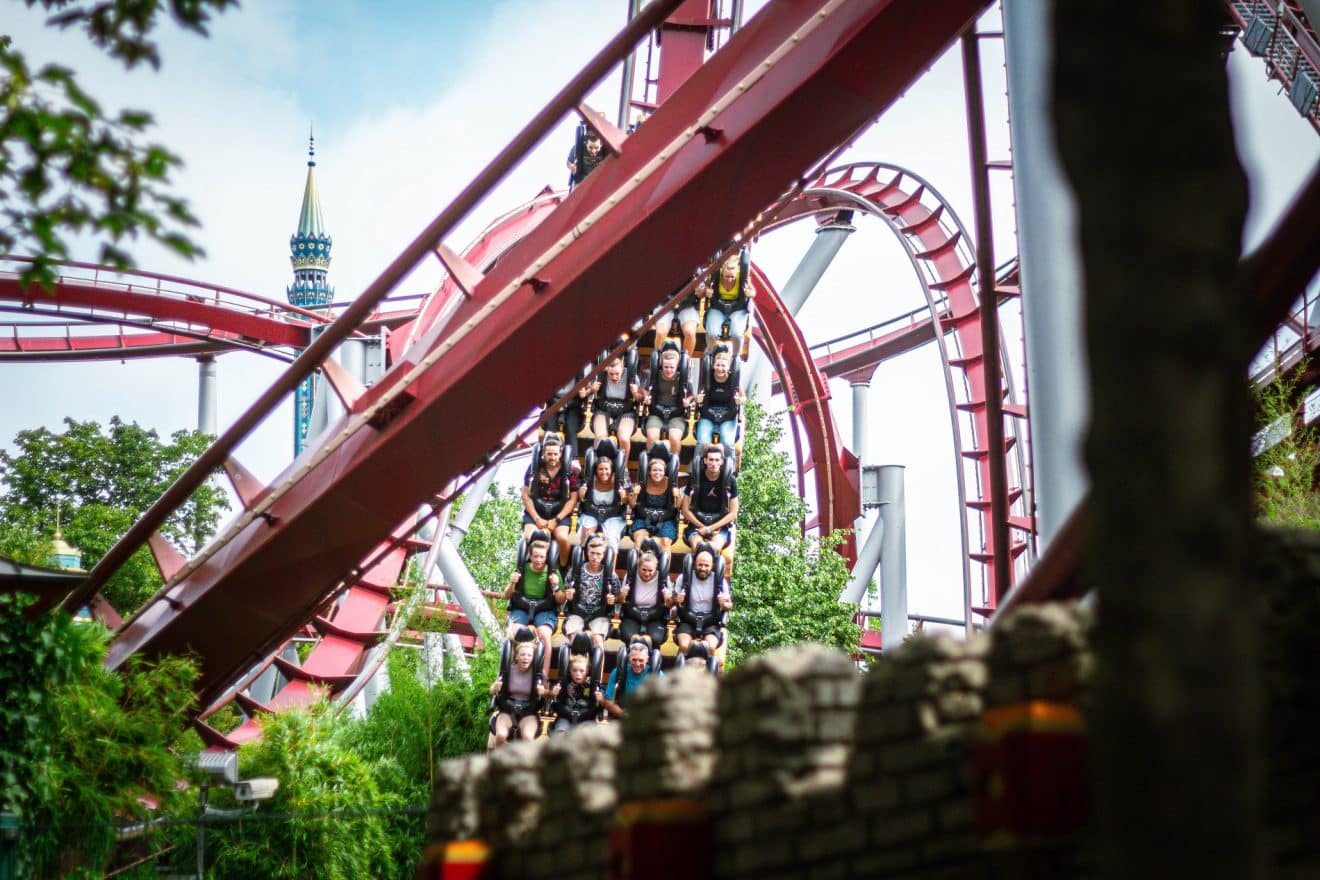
[189,750,238,785]
[234,777,280,802]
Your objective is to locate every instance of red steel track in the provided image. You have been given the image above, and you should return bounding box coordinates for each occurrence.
[95,0,992,707]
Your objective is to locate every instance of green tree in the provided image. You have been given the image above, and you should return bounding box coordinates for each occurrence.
[1253,367,1320,528]
[193,705,395,880]
[457,483,523,596]
[725,401,859,665]
[342,645,499,879]
[0,600,200,878]
[2,0,236,290]
[0,417,229,612]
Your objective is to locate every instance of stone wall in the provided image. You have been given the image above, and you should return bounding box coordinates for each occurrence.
[424,587,1320,879]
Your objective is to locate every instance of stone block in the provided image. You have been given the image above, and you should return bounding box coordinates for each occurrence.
[475,738,546,848]
[870,810,933,847]
[938,798,975,831]
[617,666,718,802]
[539,722,621,817]
[901,766,957,805]
[796,818,869,862]
[426,753,488,842]
[851,847,918,877]
[850,778,901,814]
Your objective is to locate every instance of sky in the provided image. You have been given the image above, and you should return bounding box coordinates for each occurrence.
[2,1,1317,629]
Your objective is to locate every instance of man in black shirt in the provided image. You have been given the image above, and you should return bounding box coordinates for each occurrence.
[681,446,739,552]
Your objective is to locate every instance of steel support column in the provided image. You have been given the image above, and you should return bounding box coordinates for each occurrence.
[850,379,869,466]
[877,465,909,648]
[747,218,855,397]
[1002,0,1088,546]
[961,30,1012,604]
[196,355,217,436]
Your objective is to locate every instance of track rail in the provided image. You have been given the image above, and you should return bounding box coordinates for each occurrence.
[98,0,991,705]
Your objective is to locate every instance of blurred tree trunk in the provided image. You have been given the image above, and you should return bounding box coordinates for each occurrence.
[1052,3,1263,877]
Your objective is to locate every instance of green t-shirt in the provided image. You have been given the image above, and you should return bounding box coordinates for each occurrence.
[523,567,549,600]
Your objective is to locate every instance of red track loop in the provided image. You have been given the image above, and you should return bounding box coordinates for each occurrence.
[759,162,1034,615]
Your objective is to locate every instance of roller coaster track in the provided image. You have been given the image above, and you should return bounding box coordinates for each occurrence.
[755,162,1033,616]
[1227,1,1320,134]
[71,0,992,710]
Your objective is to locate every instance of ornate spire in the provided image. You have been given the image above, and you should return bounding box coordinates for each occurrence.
[288,127,333,309]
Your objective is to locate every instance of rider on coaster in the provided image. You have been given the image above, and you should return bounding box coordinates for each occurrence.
[521,433,578,562]
[699,250,754,347]
[618,545,671,647]
[489,635,546,745]
[695,344,743,452]
[577,452,629,550]
[550,654,600,735]
[673,545,732,658]
[601,637,662,718]
[589,356,641,462]
[502,536,559,678]
[642,342,693,457]
[567,125,606,187]
[681,444,739,553]
[558,533,619,647]
[629,446,681,551]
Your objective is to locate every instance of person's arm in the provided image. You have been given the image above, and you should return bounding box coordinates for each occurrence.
[601,670,624,717]
[554,480,577,522]
[521,480,545,529]
[555,572,573,606]
[680,489,702,530]
[710,495,740,532]
[502,569,520,601]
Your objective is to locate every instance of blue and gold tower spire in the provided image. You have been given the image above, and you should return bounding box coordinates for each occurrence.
[288,130,334,453]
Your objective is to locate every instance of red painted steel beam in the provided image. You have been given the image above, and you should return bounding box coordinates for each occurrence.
[753,266,861,558]
[107,0,988,701]
[67,0,688,620]
[769,313,945,394]
[0,277,314,347]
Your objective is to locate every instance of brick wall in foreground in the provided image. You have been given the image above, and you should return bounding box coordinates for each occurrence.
[425,585,1320,879]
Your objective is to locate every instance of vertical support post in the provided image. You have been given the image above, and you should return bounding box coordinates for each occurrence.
[618,0,643,128]
[1002,0,1089,546]
[850,379,870,467]
[746,218,854,397]
[961,30,1012,605]
[876,465,908,652]
[196,355,217,436]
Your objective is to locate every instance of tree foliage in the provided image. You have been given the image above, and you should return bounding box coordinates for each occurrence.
[188,644,498,880]
[456,483,523,596]
[342,645,499,879]
[1,0,236,289]
[726,401,859,665]
[0,416,228,613]
[1254,367,1320,529]
[0,602,200,878]
[189,705,395,880]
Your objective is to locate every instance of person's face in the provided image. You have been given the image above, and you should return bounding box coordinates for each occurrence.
[720,256,739,286]
[570,662,588,684]
[585,135,601,156]
[713,355,731,380]
[649,459,666,482]
[628,647,648,673]
[515,645,534,670]
[639,556,657,581]
[606,360,623,381]
[542,443,561,470]
[704,450,723,476]
[694,552,714,579]
[596,458,612,482]
[586,542,605,567]
[660,352,679,377]
[530,544,548,571]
